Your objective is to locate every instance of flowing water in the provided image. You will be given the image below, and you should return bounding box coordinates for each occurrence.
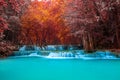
[0,57,120,80]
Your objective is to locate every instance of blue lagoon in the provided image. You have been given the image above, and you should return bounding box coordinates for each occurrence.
[0,57,120,80]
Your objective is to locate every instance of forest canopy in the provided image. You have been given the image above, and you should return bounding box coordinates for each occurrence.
[0,0,120,57]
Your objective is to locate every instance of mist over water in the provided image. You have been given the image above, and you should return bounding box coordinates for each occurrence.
[0,57,120,80]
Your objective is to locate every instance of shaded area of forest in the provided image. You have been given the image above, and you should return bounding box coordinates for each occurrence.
[0,0,120,57]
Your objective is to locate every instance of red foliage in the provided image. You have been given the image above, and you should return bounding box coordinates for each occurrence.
[0,0,26,57]
[20,0,71,46]
[0,41,15,57]
[8,0,25,13]
[0,17,8,34]
[0,0,7,7]
[66,0,120,49]
[0,0,25,34]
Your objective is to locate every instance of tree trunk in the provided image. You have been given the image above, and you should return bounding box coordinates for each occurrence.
[83,31,94,51]
[115,25,120,48]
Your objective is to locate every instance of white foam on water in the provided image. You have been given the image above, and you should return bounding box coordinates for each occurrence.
[43,56,75,59]
[28,53,40,57]
[9,55,120,60]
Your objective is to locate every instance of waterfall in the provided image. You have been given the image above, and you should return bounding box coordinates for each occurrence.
[13,45,41,56]
[12,45,118,59]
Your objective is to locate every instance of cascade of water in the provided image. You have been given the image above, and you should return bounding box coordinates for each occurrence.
[13,45,118,59]
[45,45,56,50]
[19,45,26,51]
[45,45,83,51]
[14,45,41,56]
[28,52,40,57]
[48,52,75,58]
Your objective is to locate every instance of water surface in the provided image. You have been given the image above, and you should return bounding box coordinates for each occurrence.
[0,57,120,80]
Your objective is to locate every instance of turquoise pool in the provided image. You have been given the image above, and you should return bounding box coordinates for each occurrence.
[0,57,120,80]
